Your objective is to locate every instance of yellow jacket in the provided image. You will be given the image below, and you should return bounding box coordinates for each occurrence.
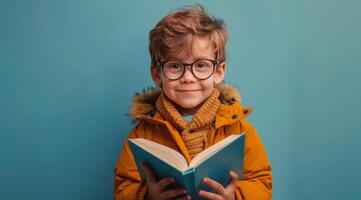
[114,84,272,199]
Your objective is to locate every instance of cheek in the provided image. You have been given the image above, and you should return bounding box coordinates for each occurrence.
[200,78,215,90]
[160,79,176,93]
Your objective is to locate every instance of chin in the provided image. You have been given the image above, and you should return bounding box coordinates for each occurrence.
[177,100,202,109]
[179,103,198,109]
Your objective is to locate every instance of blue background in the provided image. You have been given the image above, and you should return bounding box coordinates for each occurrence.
[1,0,360,199]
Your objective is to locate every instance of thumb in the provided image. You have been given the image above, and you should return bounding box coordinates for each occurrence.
[226,171,238,190]
[141,161,156,183]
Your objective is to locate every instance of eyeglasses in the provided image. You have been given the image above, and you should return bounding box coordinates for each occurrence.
[157,59,219,80]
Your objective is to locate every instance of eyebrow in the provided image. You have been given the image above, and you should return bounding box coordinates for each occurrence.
[166,56,214,61]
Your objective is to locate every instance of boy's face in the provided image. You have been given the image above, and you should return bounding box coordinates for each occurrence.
[151,37,226,115]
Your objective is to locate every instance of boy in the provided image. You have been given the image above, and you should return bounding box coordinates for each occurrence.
[114,4,272,200]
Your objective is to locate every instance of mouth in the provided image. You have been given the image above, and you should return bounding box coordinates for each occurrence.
[176,89,201,93]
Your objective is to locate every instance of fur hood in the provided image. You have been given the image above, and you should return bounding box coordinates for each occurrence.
[128,83,244,119]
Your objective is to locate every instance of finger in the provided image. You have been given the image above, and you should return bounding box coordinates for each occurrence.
[161,188,187,200]
[202,177,225,195]
[157,177,175,190]
[171,193,191,200]
[176,194,191,200]
[225,171,238,190]
[198,190,222,200]
[141,162,156,183]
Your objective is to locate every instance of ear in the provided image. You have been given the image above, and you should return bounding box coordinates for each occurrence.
[150,65,162,85]
[213,62,226,84]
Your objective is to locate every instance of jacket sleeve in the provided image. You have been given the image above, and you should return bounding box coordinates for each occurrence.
[235,119,273,200]
[114,123,148,200]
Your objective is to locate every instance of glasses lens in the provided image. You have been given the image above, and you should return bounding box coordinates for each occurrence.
[192,60,214,79]
[163,61,184,80]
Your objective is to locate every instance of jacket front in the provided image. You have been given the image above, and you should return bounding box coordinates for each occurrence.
[114,84,272,200]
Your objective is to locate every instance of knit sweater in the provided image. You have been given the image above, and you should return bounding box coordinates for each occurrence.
[156,89,221,159]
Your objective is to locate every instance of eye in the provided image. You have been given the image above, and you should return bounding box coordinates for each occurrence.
[170,63,181,69]
[164,61,183,72]
[194,61,212,69]
[195,62,206,68]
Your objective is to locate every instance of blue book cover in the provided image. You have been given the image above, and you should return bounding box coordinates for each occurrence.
[128,133,245,200]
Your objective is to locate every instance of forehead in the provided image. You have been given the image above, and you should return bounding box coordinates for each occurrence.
[166,36,216,61]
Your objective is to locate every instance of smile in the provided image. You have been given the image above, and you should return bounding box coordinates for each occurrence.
[176,89,201,93]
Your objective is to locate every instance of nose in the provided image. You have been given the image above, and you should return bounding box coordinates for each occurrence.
[180,65,196,82]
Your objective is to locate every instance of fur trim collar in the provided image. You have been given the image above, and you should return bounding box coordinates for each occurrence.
[128,83,242,119]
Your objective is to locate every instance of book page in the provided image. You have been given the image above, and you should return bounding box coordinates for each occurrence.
[129,138,189,171]
[189,134,243,168]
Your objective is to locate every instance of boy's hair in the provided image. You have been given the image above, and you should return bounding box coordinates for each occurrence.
[149,4,228,66]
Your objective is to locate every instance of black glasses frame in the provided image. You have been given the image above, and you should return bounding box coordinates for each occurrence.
[157,59,219,80]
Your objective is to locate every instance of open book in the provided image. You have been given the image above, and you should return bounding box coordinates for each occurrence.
[128,133,245,200]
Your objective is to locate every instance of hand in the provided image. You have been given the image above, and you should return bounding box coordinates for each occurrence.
[142,162,191,200]
[198,171,238,200]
